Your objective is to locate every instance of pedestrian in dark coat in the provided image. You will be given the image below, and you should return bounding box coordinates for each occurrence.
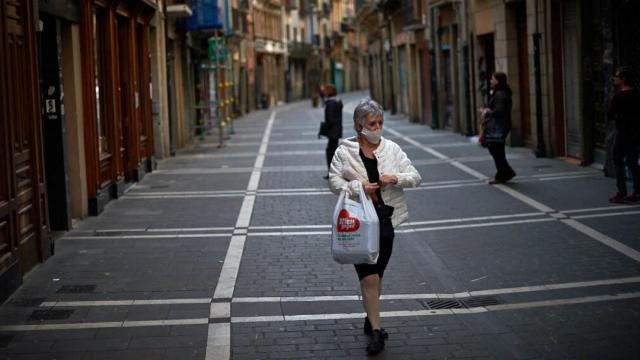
[608,67,640,203]
[480,72,516,184]
[319,84,343,179]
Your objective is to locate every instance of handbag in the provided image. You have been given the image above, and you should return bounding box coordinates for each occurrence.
[483,116,506,144]
[331,182,380,264]
[318,121,330,137]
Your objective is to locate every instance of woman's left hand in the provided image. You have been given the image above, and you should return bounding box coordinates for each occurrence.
[379,175,398,187]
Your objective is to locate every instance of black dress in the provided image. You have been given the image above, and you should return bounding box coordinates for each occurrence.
[354,149,395,281]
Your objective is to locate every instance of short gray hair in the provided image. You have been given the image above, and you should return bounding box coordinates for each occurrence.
[353,98,383,131]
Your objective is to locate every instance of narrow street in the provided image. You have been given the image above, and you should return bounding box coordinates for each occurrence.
[1,92,639,359]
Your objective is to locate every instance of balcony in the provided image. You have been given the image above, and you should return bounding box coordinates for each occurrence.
[288,41,313,58]
[285,0,298,11]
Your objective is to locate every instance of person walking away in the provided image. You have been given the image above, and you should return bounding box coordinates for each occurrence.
[320,84,342,179]
[480,72,516,184]
[608,67,640,203]
[329,99,421,355]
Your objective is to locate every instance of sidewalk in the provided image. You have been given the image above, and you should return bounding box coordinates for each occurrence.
[1,93,639,359]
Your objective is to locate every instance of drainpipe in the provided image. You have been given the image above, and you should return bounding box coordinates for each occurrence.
[462,1,473,136]
[386,15,397,114]
[429,6,439,129]
[533,0,546,157]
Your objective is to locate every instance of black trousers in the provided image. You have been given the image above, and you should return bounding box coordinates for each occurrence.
[613,138,640,195]
[487,143,514,180]
[326,138,339,171]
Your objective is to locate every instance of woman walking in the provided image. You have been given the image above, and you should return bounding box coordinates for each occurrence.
[328,99,421,355]
[608,67,640,203]
[320,84,342,179]
[481,72,516,184]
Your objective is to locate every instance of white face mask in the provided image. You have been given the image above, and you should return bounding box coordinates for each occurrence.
[360,128,383,144]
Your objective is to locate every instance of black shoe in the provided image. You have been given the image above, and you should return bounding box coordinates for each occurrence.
[366,330,385,356]
[503,169,516,183]
[323,175,329,180]
[364,317,388,339]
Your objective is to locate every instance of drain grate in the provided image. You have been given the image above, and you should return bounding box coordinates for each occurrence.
[420,296,502,310]
[56,285,96,294]
[0,335,15,348]
[29,309,74,321]
[461,296,501,308]
[423,299,464,309]
[7,297,46,307]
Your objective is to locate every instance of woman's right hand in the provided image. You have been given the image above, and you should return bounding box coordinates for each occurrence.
[362,181,380,194]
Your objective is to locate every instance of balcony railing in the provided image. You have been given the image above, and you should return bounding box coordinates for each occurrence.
[288,41,313,57]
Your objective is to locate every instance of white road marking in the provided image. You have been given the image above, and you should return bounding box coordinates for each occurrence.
[0,318,208,331]
[491,184,556,213]
[229,291,640,323]
[561,219,640,262]
[34,275,640,308]
[206,110,276,360]
[561,204,640,214]
[60,233,232,240]
[571,210,640,219]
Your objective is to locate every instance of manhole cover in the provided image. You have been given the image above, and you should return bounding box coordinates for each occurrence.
[56,285,96,294]
[0,335,14,348]
[7,297,45,307]
[461,296,501,308]
[29,309,74,321]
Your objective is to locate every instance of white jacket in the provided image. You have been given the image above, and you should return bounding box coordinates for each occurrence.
[329,136,422,227]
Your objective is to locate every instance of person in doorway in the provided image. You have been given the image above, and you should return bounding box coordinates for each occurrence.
[328,99,421,355]
[480,72,516,184]
[320,84,343,179]
[608,67,640,203]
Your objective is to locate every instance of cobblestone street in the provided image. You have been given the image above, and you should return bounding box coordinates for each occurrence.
[1,92,639,359]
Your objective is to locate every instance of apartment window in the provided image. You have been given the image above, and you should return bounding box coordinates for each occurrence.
[286,24,290,40]
[301,28,305,42]
[293,27,298,42]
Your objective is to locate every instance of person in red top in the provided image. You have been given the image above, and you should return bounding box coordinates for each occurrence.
[608,67,640,203]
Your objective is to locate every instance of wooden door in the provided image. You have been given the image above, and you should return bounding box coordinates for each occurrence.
[0,0,49,282]
[117,16,133,180]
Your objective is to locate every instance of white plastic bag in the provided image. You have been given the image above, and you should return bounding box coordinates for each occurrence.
[331,182,379,264]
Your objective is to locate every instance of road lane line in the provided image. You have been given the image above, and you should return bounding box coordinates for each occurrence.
[5,291,637,331]
[206,110,277,360]
[560,219,640,262]
[229,291,640,323]
[571,210,640,219]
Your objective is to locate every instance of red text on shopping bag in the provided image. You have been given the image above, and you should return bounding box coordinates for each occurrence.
[337,209,361,232]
